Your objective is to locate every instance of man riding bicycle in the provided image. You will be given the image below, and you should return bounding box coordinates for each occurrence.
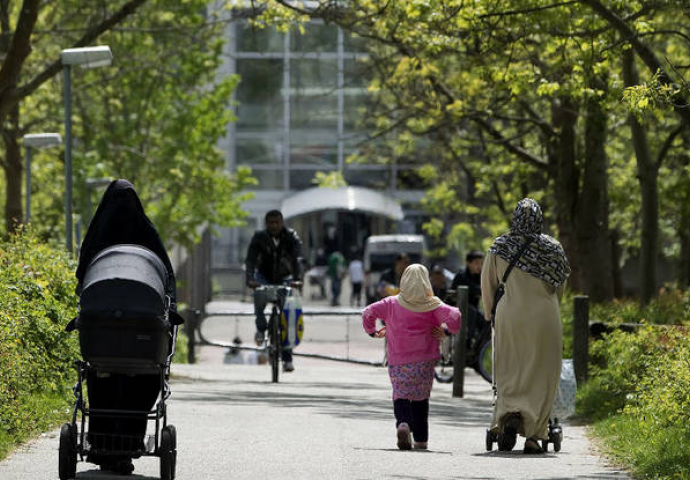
[245,209,303,372]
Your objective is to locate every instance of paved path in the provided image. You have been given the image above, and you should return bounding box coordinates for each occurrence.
[0,356,631,480]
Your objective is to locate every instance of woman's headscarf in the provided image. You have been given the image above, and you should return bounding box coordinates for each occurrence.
[489,198,570,288]
[396,264,443,313]
[75,179,176,305]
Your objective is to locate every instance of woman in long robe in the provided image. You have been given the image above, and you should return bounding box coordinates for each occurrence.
[481,198,570,454]
[76,179,177,474]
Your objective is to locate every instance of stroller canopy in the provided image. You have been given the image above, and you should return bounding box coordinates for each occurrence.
[81,244,168,318]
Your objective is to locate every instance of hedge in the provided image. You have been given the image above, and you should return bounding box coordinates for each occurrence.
[0,231,78,458]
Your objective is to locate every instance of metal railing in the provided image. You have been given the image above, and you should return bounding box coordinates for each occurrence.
[197,308,385,366]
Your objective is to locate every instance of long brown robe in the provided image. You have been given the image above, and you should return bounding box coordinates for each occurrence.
[481,252,565,440]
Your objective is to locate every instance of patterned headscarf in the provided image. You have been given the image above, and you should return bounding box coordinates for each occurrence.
[396,264,443,313]
[488,198,570,288]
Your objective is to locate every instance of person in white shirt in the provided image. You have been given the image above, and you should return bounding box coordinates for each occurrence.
[349,257,365,307]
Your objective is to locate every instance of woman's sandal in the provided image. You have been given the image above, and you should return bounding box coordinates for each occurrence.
[523,437,545,454]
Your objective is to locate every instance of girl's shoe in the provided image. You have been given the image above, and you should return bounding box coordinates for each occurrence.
[413,442,428,450]
[523,437,545,454]
[396,423,412,450]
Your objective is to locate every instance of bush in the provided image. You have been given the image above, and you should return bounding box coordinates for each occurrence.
[576,303,690,479]
[0,231,78,456]
[0,230,188,460]
[589,285,690,326]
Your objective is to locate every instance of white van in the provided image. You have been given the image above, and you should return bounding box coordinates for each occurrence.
[363,234,427,304]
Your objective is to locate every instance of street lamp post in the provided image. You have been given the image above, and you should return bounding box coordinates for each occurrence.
[22,133,62,223]
[60,45,113,253]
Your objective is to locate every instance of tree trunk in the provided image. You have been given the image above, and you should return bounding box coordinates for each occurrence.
[680,216,690,288]
[610,228,623,298]
[679,134,690,287]
[550,97,581,292]
[622,51,658,304]
[577,91,614,302]
[2,105,23,233]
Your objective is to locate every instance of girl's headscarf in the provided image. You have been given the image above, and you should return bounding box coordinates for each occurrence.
[396,264,443,313]
[489,198,570,288]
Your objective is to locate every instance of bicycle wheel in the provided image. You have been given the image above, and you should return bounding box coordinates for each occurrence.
[434,335,454,383]
[476,338,493,383]
[269,310,280,383]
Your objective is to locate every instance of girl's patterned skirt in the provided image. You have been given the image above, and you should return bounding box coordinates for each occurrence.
[388,360,435,401]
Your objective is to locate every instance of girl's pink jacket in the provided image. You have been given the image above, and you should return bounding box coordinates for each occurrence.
[362,296,462,366]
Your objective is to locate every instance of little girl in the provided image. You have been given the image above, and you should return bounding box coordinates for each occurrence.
[362,264,461,450]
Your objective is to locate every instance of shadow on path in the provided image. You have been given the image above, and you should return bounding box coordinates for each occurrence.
[172,383,492,428]
[76,469,158,480]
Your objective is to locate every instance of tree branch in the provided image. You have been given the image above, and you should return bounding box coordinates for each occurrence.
[472,116,549,170]
[479,1,579,19]
[0,0,148,121]
[656,122,685,168]
[580,0,690,126]
[0,0,40,106]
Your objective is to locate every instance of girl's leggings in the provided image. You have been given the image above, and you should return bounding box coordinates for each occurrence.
[393,398,429,442]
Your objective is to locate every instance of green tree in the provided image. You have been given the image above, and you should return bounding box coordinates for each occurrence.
[0,0,149,233]
[1,1,255,248]
[255,0,690,301]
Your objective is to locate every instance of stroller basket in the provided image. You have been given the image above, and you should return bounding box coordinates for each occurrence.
[85,432,156,456]
[77,244,172,370]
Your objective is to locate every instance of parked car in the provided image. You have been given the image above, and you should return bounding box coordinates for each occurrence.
[363,234,427,304]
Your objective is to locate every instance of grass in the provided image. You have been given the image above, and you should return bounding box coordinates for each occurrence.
[591,415,690,480]
[0,332,189,463]
[0,392,72,461]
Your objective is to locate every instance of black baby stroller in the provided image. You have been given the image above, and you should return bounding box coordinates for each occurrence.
[59,244,184,480]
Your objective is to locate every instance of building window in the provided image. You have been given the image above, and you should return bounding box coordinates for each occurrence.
[290,22,338,53]
[250,169,285,190]
[237,23,283,53]
[236,136,283,166]
[236,59,284,133]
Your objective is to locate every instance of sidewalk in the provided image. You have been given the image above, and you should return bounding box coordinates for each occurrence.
[0,357,631,479]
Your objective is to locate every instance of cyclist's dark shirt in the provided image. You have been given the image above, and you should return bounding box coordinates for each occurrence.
[451,267,482,308]
[245,227,303,285]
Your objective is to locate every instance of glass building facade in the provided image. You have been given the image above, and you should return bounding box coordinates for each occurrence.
[212,17,427,293]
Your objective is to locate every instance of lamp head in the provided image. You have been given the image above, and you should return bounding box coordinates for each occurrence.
[23,133,62,149]
[61,46,112,69]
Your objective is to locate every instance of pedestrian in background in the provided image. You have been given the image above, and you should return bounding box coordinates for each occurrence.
[363,264,461,451]
[349,256,364,307]
[377,253,410,299]
[481,198,570,454]
[451,250,486,349]
[327,250,346,306]
[429,264,449,302]
[451,250,484,308]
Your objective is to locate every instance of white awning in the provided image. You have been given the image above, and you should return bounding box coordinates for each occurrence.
[281,186,404,220]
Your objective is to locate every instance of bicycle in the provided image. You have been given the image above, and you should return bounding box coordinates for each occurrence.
[255,284,303,383]
[434,314,493,384]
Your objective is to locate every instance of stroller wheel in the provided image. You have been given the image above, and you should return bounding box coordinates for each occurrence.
[485,429,495,451]
[58,423,77,480]
[541,440,549,452]
[160,425,177,480]
[549,419,563,452]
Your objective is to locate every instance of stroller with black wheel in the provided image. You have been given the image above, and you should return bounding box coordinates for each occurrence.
[59,244,184,480]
